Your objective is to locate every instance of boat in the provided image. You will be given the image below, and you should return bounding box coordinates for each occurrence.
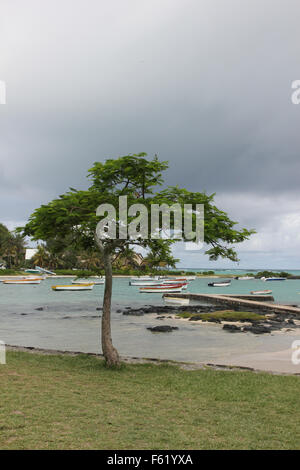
[52,283,94,291]
[176,276,196,281]
[130,279,189,287]
[251,290,272,295]
[139,284,184,293]
[72,279,104,285]
[35,266,56,276]
[130,280,163,286]
[164,297,190,305]
[235,276,255,280]
[25,269,41,274]
[130,276,159,281]
[3,279,41,285]
[160,278,188,284]
[261,277,286,281]
[208,280,231,287]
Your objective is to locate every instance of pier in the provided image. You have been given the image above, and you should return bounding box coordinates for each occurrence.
[163,293,300,317]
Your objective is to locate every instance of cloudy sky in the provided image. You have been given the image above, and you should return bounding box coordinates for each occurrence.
[1,0,300,269]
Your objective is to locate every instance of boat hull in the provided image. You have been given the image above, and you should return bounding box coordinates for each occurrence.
[164,297,190,305]
[52,283,94,291]
[251,290,272,295]
[140,285,183,293]
[3,279,41,285]
[208,282,231,287]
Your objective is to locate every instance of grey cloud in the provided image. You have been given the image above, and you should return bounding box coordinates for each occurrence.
[1,0,300,267]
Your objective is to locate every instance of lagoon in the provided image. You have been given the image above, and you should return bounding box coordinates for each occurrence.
[1,277,300,373]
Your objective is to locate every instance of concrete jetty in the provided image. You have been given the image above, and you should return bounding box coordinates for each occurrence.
[163,292,300,317]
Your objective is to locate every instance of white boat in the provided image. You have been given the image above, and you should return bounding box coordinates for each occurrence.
[35,266,56,276]
[262,277,286,281]
[130,280,163,286]
[52,283,94,291]
[164,297,190,305]
[139,284,184,293]
[236,276,255,280]
[251,290,272,295]
[130,276,159,281]
[160,278,188,284]
[3,279,41,285]
[208,280,231,287]
[176,276,196,281]
[72,279,104,285]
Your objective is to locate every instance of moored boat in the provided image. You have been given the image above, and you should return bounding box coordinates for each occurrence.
[139,284,184,293]
[235,276,255,280]
[72,279,104,285]
[52,283,94,291]
[208,280,231,287]
[3,279,41,285]
[251,290,272,295]
[164,297,190,305]
[130,276,159,281]
[130,280,163,286]
[262,277,286,281]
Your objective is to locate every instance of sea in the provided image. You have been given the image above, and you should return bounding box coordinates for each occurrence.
[1,274,300,366]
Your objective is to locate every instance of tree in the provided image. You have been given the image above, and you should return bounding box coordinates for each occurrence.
[22,153,254,366]
[32,244,50,267]
[0,225,26,268]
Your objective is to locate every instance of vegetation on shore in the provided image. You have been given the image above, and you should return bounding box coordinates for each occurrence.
[176,310,266,322]
[1,351,299,450]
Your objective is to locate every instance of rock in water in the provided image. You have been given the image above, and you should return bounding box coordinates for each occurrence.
[223,324,242,332]
[243,325,271,334]
[147,325,179,333]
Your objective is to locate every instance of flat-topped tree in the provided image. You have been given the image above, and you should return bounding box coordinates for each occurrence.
[22,153,254,367]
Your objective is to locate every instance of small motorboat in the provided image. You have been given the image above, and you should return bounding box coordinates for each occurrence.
[3,279,41,285]
[235,276,255,280]
[208,280,231,287]
[72,279,104,285]
[164,297,190,305]
[130,276,159,281]
[261,277,286,281]
[130,280,163,286]
[139,284,184,293]
[35,266,56,276]
[52,283,94,291]
[251,290,272,295]
[160,278,188,284]
[25,269,41,274]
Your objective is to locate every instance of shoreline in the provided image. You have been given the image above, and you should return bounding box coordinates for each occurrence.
[6,343,300,377]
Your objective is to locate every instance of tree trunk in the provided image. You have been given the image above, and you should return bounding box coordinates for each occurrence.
[102,252,120,366]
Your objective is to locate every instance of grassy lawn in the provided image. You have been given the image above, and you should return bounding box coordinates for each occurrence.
[0,351,299,449]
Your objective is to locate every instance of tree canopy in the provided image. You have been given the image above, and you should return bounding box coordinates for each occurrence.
[23,153,254,366]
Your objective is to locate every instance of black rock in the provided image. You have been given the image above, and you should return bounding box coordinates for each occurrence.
[123,309,145,316]
[223,324,242,332]
[147,325,179,333]
[96,307,103,311]
[243,325,271,334]
[116,309,122,313]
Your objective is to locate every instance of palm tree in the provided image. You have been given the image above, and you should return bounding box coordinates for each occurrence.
[32,244,50,267]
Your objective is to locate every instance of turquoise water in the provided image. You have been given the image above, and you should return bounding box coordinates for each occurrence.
[0,277,300,363]
[174,268,300,275]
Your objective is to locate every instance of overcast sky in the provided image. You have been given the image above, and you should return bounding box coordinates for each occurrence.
[1,0,300,269]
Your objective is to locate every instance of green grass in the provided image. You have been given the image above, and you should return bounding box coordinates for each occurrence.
[1,352,300,449]
[177,310,266,322]
[0,269,24,275]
